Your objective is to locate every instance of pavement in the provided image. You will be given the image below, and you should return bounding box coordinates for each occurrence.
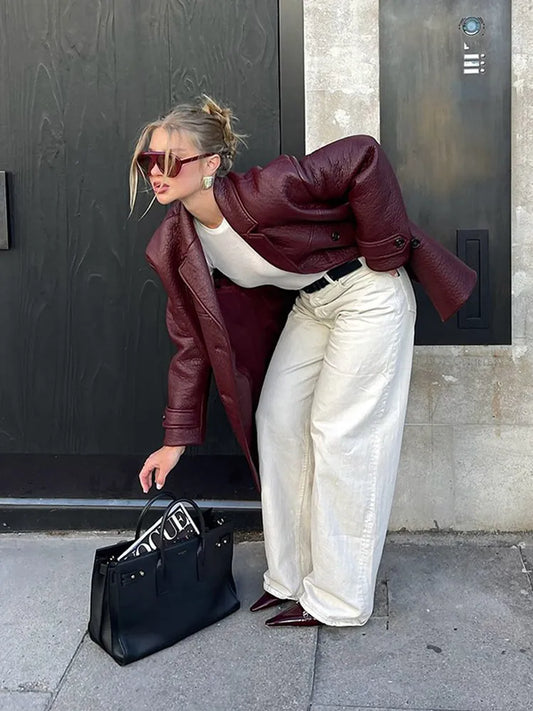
[0,531,532,711]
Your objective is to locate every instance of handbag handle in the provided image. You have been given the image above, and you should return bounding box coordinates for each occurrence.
[135,490,178,539]
[135,492,208,577]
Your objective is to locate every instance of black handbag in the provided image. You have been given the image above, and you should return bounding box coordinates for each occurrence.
[88,493,240,665]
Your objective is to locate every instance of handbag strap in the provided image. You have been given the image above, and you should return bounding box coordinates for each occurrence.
[157,497,207,575]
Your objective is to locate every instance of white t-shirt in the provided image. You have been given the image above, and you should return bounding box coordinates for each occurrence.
[194,218,327,290]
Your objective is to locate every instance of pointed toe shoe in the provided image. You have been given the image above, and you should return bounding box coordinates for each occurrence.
[249,591,289,612]
[265,602,321,627]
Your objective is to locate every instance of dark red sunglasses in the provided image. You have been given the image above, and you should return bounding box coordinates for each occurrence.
[136,151,215,178]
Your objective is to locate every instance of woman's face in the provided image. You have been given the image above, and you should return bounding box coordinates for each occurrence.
[147,127,209,205]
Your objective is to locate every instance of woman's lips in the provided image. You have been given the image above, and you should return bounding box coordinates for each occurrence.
[152,182,169,194]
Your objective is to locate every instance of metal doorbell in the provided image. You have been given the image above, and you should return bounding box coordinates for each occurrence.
[460,16,486,74]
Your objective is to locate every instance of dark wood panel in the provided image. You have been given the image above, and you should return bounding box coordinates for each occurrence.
[57,0,175,454]
[59,0,129,453]
[0,0,71,451]
[168,0,280,172]
[0,454,257,499]
[113,0,178,454]
[0,1,15,450]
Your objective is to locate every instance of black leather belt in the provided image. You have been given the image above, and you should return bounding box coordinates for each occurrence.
[302,259,362,294]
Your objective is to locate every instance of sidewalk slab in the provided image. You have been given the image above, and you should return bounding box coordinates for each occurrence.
[311,707,441,711]
[0,691,51,711]
[310,708,441,711]
[0,535,116,694]
[50,542,317,711]
[312,543,533,711]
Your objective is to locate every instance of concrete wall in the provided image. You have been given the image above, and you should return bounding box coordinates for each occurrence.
[303,0,533,531]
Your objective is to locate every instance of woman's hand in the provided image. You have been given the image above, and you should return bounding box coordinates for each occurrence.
[138,445,186,493]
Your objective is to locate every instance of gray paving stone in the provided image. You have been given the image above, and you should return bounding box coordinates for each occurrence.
[0,690,51,711]
[50,542,317,711]
[0,533,122,692]
[311,707,444,711]
[313,543,533,711]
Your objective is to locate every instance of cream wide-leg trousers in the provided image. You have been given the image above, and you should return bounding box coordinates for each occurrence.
[255,260,416,626]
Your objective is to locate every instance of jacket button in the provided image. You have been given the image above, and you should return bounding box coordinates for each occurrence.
[331,231,341,241]
[162,415,166,421]
[411,238,421,248]
[394,237,406,248]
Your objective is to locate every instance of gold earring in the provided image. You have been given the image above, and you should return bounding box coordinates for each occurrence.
[201,176,214,190]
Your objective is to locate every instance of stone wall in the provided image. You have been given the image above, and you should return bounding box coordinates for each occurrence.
[303,0,533,530]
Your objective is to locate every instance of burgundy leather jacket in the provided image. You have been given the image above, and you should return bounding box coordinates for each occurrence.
[145,136,476,488]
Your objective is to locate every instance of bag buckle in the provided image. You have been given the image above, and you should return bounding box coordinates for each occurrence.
[120,570,145,586]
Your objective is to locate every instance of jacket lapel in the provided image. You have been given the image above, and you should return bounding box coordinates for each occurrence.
[147,203,227,330]
[214,176,257,234]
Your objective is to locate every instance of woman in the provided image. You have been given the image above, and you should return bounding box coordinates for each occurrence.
[131,96,476,627]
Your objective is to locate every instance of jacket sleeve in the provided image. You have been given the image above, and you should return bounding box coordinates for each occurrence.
[239,135,412,271]
[293,136,412,270]
[161,294,211,447]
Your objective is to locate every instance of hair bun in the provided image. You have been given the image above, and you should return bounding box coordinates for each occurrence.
[201,95,241,158]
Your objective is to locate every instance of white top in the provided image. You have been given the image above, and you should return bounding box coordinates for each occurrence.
[194,218,327,290]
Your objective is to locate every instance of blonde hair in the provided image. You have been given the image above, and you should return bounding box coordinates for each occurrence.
[129,95,246,212]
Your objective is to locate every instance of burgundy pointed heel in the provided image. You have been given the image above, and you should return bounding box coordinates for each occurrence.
[265,602,321,627]
[249,592,289,612]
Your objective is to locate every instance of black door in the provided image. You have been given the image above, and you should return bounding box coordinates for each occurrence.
[0,0,304,517]
[380,0,511,345]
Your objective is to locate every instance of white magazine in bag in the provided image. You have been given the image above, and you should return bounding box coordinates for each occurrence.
[117,501,200,561]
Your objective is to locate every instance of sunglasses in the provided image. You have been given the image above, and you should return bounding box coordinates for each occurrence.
[136,151,215,178]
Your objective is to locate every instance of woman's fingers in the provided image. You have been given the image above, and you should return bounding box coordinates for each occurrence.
[138,459,156,493]
[154,466,169,490]
[138,446,185,493]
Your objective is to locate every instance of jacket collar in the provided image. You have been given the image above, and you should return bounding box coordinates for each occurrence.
[213,175,257,234]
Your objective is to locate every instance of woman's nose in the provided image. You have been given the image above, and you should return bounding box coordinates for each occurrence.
[149,160,163,176]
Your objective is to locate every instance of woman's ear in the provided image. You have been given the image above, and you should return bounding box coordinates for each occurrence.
[206,154,221,175]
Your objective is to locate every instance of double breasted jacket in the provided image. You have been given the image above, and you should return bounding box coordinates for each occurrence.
[145,135,477,488]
